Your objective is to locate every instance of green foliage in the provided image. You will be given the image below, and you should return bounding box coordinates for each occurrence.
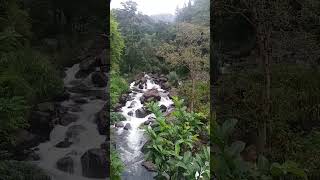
[167,71,179,87]
[0,50,63,101]
[145,97,209,179]
[217,64,320,173]
[0,96,28,148]
[211,119,307,180]
[110,150,124,180]
[0,160,50,180]
[110,112,126,125]
[111,13,125,72]
[110,72,129,106]
[178,81,210,116]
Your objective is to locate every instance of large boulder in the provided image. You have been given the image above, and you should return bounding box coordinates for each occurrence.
[14,130,40,150]
[91,71,108,87]
[124,123,132,130]
[142,89,161,104]
[96,108,108,135]
[68,83,91,94]
[55,138,72,148]
[135,107,150,118]
[81,148,109,178]
[79,58,97,72]
[60,113,79,126]
[29,111,53,140]
[119,94,128,105]
[56,156,74,173]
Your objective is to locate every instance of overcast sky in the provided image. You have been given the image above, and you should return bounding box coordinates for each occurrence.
[110,0,189,16]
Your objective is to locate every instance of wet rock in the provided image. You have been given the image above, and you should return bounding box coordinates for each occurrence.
[29,111,53,140]
[162,82,171,90]
[69,105,82,112]
[75,69,91,79]
[60,113,79,126]
[96,108,108,135]
[144,117,155,125]
[138,83,144,89]
[128,101,137,108]
[135,107,150,118]
[79,58,97,71]
[57,105,69,114]
[57,156,74,173]
[91,71,108,87]
[14,130,40,150]
[142,161,157,172]
[81,148,109,178]
[96,49,109,66]
[142,88,161,103]
[113,103,122,112]
[141,140,150,153]
[68,83,91,94]
[124,123,132,130]
[66,125,86,140]
[119,94,128,105]
[55,138,72,148]
[127,111,134,116]
[160,105,167,112]
[73,97,88,104]
[115,121,124,128]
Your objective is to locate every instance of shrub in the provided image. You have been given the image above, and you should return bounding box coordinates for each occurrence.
[110,72,129,106]
[167,71,179,87]
[0,50,63,102]
[0,160,50,180]
[110,150,124,180]
[178,81,210,117]
[145,97,209,179]
[110,112,126,125]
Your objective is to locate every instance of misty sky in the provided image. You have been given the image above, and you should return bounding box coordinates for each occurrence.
[110,0,189,15]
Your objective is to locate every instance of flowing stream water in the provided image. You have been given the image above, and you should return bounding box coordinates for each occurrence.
[114,74,173,180]
[30,63,108,180]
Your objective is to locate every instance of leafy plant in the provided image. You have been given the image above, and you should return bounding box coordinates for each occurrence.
[167,71,179,87]
[110,150,124,180]
[110,112,126,125]
[0,160,50,180]
[145,97,209,179]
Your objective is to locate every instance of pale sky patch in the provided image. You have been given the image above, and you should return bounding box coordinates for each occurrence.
[110,0,189,15]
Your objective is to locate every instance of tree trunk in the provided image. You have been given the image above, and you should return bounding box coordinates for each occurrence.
[190,74,195,112]
[256,23,271,154]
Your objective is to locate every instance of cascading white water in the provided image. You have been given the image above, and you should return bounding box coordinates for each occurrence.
[115,74,173,179]
[31,63,108,180]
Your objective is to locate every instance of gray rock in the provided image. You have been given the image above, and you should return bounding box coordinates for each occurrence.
[60,113,79,126]
[160,105,167,113]
[57,156,74,173]
[142,161,157,172]
[124,123,132,130]
[91,71,108,87]
[127,111,133,116]
[81,148,109,178]
[115,121,124,128]
[135,108,150,118]
[55,138,72,148]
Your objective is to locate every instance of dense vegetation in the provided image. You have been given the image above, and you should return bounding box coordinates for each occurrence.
[110,0,210,178]
[212,0,320,178]
[0,0,106,177]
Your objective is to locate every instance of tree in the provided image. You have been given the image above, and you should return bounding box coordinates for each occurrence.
[110,13,125,73]
[157,23,209,111]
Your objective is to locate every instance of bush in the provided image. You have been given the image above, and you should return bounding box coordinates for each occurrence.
[110,112,126,125]
[0,50,63,102]
[178,81,210,117]
[110,150,124,180]
[167,71,179,87]
[0,49,63,148]
[110,72,129,106]
[145,98,209,179]
[0,160,50,180]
